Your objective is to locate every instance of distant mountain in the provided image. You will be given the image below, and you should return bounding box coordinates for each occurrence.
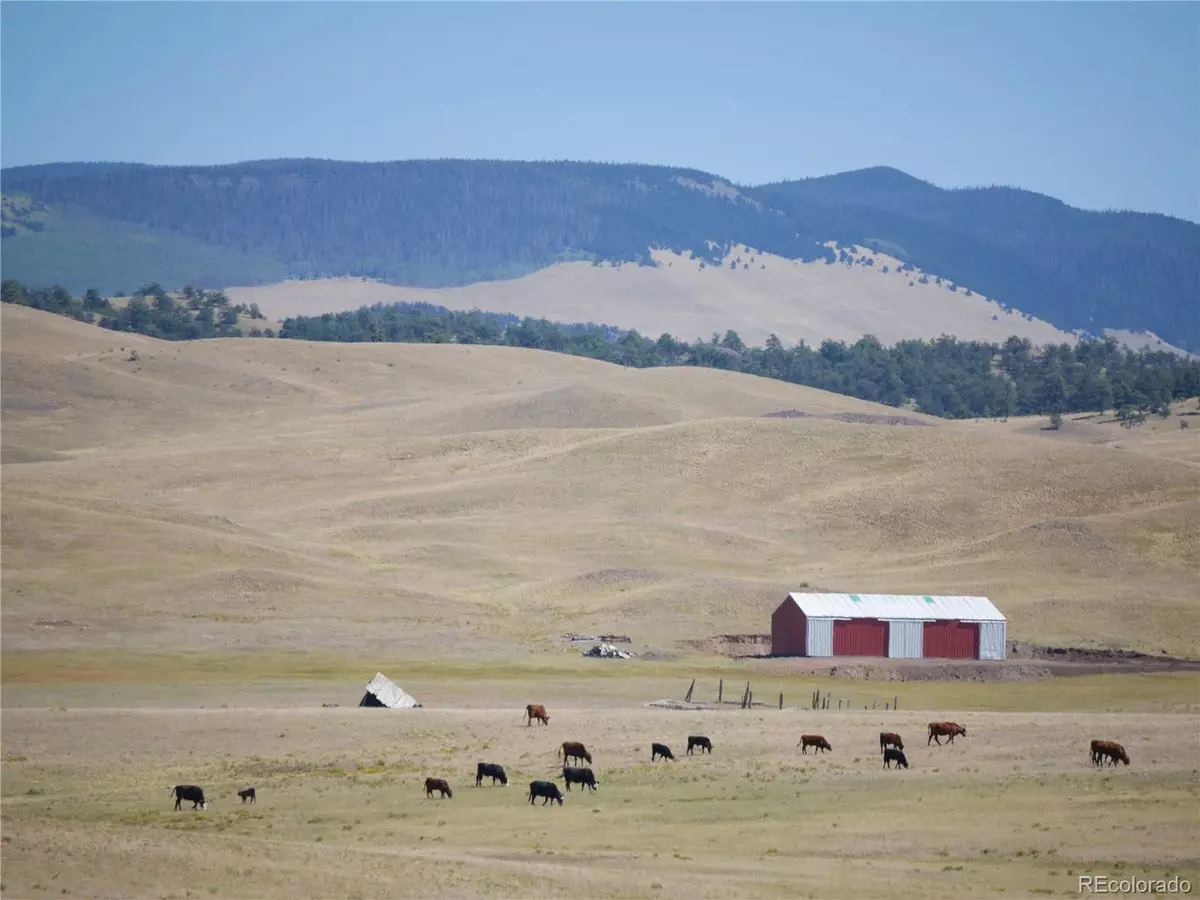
[753,167,1200,354]
[3,159,1197,351]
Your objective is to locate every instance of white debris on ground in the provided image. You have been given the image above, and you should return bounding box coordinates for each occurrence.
[582,643,633,659]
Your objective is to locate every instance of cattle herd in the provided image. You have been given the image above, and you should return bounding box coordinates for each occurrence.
[168,705,1133,813]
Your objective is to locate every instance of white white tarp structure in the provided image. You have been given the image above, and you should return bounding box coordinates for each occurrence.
[359,672,421,708]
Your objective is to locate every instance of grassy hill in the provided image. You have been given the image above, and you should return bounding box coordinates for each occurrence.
[228,243,1086,350]
[3,159,1198,352]
[4,303,1197,661]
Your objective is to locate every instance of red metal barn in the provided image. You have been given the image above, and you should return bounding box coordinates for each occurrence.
[770,594,1006,660]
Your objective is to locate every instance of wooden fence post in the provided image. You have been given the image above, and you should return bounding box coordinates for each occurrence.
[718,679,723,704]
[779,692,783,710]
[684,678,695,703]
[894,695,898,711]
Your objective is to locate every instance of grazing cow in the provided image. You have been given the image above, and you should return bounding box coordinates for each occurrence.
[798,735,832,754]
[1090,739,1130,767]
[927,722,967,745]
[525,704,550,727]
[883,748,909,769]
[879,732,904,753]
[561,766,598,791]
[424,777,453,799]
[171,785,207,810]
[476,762,509,787]
[686,735,713,755]
[237,787,256,804]
[558,741,592,765]
[529,780,564,806]
[651,742,675,761]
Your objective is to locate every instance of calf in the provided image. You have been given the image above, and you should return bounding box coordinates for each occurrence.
[561,766,598,791]
[883,748,909,769]
[927,722,967,745]
[651,742,675,761]
[686,735,713,755]
[476,762,509,787]
[171,785,207,810]
[424,777,453,799]
[1090,739,1130,767]
[798,734,832,754]
[558,741,592,765]
[529,780,564,806]
[525,704,550,727]
[879,732,904,753]
[237,787,256,804]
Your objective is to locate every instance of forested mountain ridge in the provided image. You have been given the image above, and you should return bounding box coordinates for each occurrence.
[754,167,1200,354]
[3,158,1198,351]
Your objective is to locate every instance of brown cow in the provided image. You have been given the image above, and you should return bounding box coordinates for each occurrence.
[879,732,904,753]
[1090,739,1130,767]
[927,722,967,745]
[798,734,832,754]
[558,741,592,765]
[424,777,453,799]
[525,704,550,727]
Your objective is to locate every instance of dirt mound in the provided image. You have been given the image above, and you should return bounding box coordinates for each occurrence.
[679,634,771,655]
[1007,641,1200,668]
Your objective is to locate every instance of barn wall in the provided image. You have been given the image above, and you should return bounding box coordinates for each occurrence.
[833,618,888,656]
[771,601,808,656]
[806,618,835,657]
[885,620,925,659]
[977,621,1007,660]
[923,620,980,659]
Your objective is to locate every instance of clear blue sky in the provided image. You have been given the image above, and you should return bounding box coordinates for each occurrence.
[2,1,1197,221]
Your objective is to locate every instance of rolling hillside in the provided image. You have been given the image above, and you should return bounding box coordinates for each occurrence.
[228,243,1083,350]
[4,303,1198,660]
[3,159,1198,351]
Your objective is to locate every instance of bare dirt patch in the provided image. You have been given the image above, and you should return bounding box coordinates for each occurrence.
[685,635,1200,683]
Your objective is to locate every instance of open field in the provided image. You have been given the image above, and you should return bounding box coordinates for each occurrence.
[2,672,1198,900]
[225,244,1083,349]
[3,303,1199,897]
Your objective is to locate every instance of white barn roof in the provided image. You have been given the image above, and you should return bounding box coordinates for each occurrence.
[784,593,1005,623]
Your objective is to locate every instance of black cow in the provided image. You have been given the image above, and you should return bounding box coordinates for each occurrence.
[529,780,564,806]
[883,748,909,769]
[561,766,598,791]
[171,785,207,810]
[651,742,675,761]
[476,762,509,787]
[686,735,713,755]
[237,787,256,804]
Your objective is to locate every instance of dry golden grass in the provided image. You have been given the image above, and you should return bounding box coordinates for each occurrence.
[225,244,1082,349]
[3,304,1200,898]
[2,685,1198,900]
[3,303,1198,659]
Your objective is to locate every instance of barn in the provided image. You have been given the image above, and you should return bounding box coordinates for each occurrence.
[771,593,1007,660]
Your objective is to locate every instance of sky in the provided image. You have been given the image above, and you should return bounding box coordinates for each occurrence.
[2,1,1197,222]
